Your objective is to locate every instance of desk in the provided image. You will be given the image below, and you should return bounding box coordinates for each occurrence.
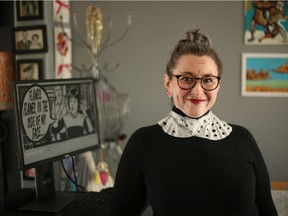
[0,204,54,216]
[0,191,83,216]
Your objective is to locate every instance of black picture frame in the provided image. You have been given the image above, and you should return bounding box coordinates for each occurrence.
[16,59,43,81]
[16,0,44,21]
[13,25,48,55]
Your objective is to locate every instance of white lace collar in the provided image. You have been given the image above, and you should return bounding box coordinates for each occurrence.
[158,110,232,140]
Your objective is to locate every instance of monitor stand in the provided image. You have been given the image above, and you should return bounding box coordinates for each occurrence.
[20,163,83,213]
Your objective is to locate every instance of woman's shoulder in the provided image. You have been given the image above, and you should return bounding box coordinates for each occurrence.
[133,124,162,137]
[228,123,255,142]
[124,124,161,153]
[126,124,164,144]
[230,124,252,133]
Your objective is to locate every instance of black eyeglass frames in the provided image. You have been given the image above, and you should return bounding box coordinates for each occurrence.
[171,74,221,91]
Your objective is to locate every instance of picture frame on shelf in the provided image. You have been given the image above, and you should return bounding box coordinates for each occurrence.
[242,53,288,97]
[16,0,44,21]
[13,25,48,55]
[17,59,43,81]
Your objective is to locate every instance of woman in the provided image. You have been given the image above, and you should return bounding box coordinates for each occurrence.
[30,33,42,49]
[106,26,277,216]
[52,87,93,140]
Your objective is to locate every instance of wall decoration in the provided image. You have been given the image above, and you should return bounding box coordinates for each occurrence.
[13,25,48,55]
[16,0,44,21]
[244,0,288,45]
[242,53,288,97]
[53,0,70,24]
[54,26,72,79]
[0,51,15,110]
[17,59,43,81]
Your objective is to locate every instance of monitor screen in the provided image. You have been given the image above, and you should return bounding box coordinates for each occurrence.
[12,78,100,171]
[11,78,100,212]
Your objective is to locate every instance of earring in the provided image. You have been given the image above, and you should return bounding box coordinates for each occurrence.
[167,90,172,97]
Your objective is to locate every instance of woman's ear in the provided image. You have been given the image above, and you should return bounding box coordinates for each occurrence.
[163,74,171,90]
[217,79,221,92]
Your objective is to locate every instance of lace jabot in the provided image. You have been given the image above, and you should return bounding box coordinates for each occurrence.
[158,109,232,140]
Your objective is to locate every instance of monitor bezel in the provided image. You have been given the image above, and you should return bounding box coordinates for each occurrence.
[12,78,100,171]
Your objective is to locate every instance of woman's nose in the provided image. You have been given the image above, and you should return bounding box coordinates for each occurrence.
[190,80,203,93]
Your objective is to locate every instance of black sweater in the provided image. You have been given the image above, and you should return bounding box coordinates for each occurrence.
[106,123,277,216]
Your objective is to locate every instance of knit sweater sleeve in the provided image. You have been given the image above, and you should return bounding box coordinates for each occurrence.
[246,131,278,216]
[105,128,148,216]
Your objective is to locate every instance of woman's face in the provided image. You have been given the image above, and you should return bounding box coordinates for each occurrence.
[164,54,220,118]
[69,97,78,114]
[32,35,39,42]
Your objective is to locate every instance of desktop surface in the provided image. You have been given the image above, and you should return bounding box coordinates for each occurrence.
[0,203,53,216]
[20,191,84,213]
[54,188,113,216]
[1,188,113,216]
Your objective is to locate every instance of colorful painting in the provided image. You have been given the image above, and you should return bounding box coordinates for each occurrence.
[242,53,288,97]
[244,0,288,45]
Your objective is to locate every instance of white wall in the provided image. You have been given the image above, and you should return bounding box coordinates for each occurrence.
[71,1,288,181]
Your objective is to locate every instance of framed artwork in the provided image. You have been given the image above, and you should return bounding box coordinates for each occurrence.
[17,59,43,81]
[244,0,288,45]
[13,25,48,55]
[242,53,288,97]
[16,0,44,21]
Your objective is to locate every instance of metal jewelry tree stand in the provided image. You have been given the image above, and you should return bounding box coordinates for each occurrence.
[60,5,131,192]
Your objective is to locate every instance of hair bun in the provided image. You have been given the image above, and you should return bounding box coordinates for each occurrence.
[165,25,222,78]
[185,26,212,47]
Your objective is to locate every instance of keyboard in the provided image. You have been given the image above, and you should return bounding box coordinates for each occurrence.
[54,188,113,216]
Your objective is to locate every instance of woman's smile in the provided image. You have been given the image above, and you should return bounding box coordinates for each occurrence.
[187,98,207,104]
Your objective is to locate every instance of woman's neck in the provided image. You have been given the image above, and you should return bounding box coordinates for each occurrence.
[172,106,210,119]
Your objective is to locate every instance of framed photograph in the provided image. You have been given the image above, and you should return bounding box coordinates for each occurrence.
[244,1,288,45]
[13,25,48,54]
[17,59,43,81]
[242,53,288,97]
[16,0,44,21]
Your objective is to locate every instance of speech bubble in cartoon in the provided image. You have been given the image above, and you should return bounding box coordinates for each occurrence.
[22,85,54,142]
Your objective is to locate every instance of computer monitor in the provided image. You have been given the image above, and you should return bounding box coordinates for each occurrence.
[12,78,100,212]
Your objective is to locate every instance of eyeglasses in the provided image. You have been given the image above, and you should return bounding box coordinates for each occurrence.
[171,74,221,91]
